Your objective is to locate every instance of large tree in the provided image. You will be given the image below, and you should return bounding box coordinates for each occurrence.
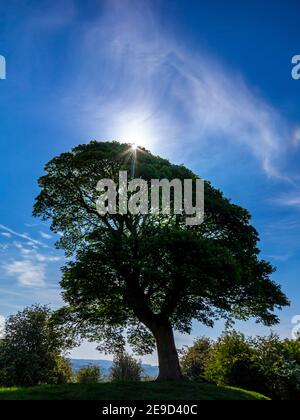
[33,141,289,380]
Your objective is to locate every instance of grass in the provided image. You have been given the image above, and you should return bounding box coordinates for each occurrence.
[0,381,270,400]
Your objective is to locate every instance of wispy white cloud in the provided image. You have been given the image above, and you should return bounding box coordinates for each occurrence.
[39,231,52,240]
[20,248,61,262]
[0,287,63,309]
[13,241,37,251]
[19,248,32,255]
[272,192,300,208]
[59,0,291,179]
[0,227,62,289]
[14,242,24,249]
[34,253,61,262]
[0,224,48,248]
[1,232,11,238]
[265,254,292,262]
[4,260,46,287]
[8,0,292,179]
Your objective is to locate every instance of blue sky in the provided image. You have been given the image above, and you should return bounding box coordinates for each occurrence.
[0,0,300,363]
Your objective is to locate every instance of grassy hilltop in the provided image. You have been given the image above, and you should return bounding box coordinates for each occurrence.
[0,381,269,401]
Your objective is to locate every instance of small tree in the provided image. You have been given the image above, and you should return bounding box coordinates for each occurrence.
[180,337,212,381]
[0,305,74,386]
[109,353,143,382]
[50,355,73,385]
[76,364,101,384]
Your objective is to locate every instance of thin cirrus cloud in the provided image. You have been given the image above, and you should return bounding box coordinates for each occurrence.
[1,232,11,238]
[7,0,292,178]
[3,248,61,288]
[272,193,300,208]
[20,247,61,262]
[39,231,52,240]
[0,224,48,248]
[56,0,291,180]
[4,260,46,287]
[0,224,61,288]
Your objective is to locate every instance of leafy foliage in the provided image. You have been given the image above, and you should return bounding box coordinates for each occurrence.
[0,305,74,386]
[204,331,263,392]
[252,334,300,399]
[75,365,101,384]
[184,331,300,400]
[109,353,143,382]
[180,337,212,381]
[33,141,289,379]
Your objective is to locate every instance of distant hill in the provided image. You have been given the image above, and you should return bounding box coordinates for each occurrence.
[70,359,159,379]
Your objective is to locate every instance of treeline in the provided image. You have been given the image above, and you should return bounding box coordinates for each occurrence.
[180,331,300,400]
[1,304,300,400]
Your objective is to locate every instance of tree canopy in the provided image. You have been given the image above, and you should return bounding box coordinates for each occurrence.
[33,141,289,380]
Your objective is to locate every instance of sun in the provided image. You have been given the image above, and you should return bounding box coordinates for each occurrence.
[118,108,156,150]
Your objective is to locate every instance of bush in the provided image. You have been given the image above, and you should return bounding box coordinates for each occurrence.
[202,332,300,400]
[180,337,212,381]
[109,353,143,382]
[178,331,300,399]
[204,331,264,392]
[252,334,300,400]
[280,339,300,399]
[278,360,300,400]
[75,365,101,384]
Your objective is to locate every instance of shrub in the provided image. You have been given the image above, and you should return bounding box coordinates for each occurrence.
[76,364,101,384]
[180,337,212,381]
[178,331,300,400]
[203,332,300,400]
[278,360,300,400]
[204,331,264,392]
[109,353,143,382]
[252,334,300,400]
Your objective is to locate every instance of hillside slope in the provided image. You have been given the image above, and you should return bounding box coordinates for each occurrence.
[0,381,269,400]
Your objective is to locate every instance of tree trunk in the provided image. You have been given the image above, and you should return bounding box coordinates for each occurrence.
[153,321,183,381]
